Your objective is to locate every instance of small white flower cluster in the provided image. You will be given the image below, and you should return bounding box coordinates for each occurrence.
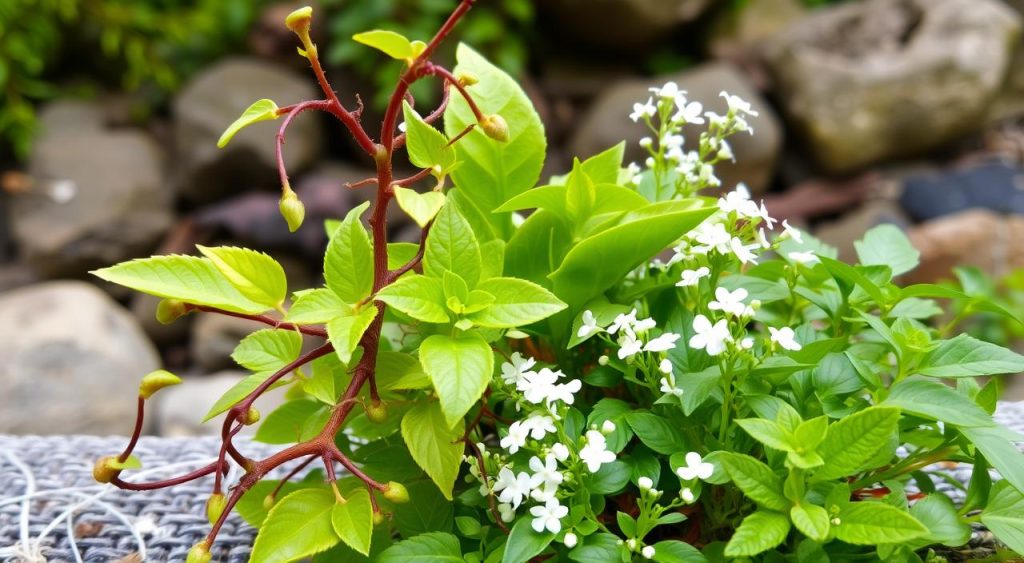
[579,308,681,361]
[500,353,582,415]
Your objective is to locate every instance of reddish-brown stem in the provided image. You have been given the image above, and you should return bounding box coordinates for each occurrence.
[117,396,146,463]
[270,455,317,500]
[214,423,244,494]
[465,440,508,533]
[425,63,485,122]
[446,123,477,147]
[331,447,387,491]
[388,223,432,283]
[345,177,379,190]
[186,305,328,338]
[393,167,434,188]
[276,101,331,190]
[111,462,221,491]
[303,44,376,155]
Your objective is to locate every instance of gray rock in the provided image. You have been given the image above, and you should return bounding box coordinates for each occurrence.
[35,100,106,136]
[767,0,1021,174]
[540,0,711,52]
[191,312,264,372]
[570,63,783,194]
[0,282,161,435]
[11,127,172,278]
[706,0,807,60]
[173,57,323,204]
[132,292,193,348]
[905,209,1024,284]
[154,370,287,437]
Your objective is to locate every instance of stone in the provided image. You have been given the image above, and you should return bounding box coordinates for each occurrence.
[569,63,782,194]
[11,126,172,278]
[706,0,807,61]
[173,57,323,204]
[154,370,287,437]
[905,209,1024,284]
[35,100,106,137]
[0,282,161,435]
[899,160,1024,222]
[767,0,1021,174]
[813,200,911,265]
[539,0,711,52]
[190,313,264,372]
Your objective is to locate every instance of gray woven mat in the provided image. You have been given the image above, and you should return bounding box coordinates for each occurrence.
[2,404,1024,562]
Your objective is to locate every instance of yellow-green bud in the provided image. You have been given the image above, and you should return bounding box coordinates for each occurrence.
[92,456,121,484]
[263,494,276,510]
[156,299,189,325]
[383,481,409,504]
[366,401,388,423]
[372,510,386,526]
[279,187,305,232]
[241,406,261,425]
[456,71,479,86]
[480,114,509,143]
[186,541,212,563]
[206,493,227,526]
[285,6,313,35]
[139,369,183,399]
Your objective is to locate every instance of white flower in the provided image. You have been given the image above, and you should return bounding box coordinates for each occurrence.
[642,546,656,559]
[551,443,570,462]
[705,111,728,129]
[676,266,710,287]
[638,476,654,490]
[547,379,582,407]
[651,81,682,99]
[639,137,653,149]
[601,420,617,434]
[630,97,657,122]
[788,250,818,264]
[530,498,569,534]
[756,228,770,249]
[521,413,557,440]
[529,454,564,500]
[691,222,731,255]
[729,237,759,265]
[579,430,616,473]
[644,332,681,353]
[659,359,673,374]
[626,539,638,551]
[676,451,714,481]
[633,316,657,332]
[498,502,516,522]
[607,309,638,335]
[758,202,777,230]
[689,314,732,356]
[500,421,530,454]
[576,310,602,339]
[720,91,758,117]
[680,487,695,503]
[494,467,533,509]
[717,139,734,161]
[660,373,684,398]
[708,287,750,318]
[717,185,759,218]
[563,532,578,548]
[782,219,803,243]
[741,336,754,349]
[520,367,562,404]
[662,133,684,151]
[617,332,644,360]
[501,353,536,386]
[768,326,802,351]
[673,101,704,124]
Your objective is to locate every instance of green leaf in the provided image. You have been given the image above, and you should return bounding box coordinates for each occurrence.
[250,488,340,563]
[377,532,463,562]
[305,353,343,404]
[324,202,374,303]
[818,256,886,307]
[377,351,431,391]
[255,399,322,444]
[402,101,456,176]
[392,480,453,537]
[735,419,795,452]
[287,288,348,324]
[588,460,631,494]
[375,274,449,323]
[854,224,919,276]
[445,43,546,239]
[424,203,482,287]
[961,425,1024,494]
[833,502,928,544]
[203,371,287,421]
[92,255,267,314]
[327,306,378,364]
[909,494,971,548]
[217,98,279,148]
[884,378,994,427]
[395,187,447,228]
[568,533,621,561]
[401,401,465,500]
[579,142,625,184]
[916,334,1024,378]
[718,453,790,512]
[724,510,791,557]
[625,412,686,455]
[502,517,555,563]
[352,30,415,60]
[419,333,493,428]
[981,480,1024,555]
[467,277,567,328]
[196,246,287,310]
[332,488,373,556]
[813,406,900,481]
[790,504,830,542]
[232,329,302,373]
[650,540,707,562]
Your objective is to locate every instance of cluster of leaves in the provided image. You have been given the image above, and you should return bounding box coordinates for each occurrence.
[0,0,263,158]
[92,5,1024,563]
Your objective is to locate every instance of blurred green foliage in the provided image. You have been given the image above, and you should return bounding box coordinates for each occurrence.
[322,0,533,109]
[0,0,264,160]
[946,266,1024,348]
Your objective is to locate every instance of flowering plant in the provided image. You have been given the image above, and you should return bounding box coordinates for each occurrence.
[90,3,1024,562]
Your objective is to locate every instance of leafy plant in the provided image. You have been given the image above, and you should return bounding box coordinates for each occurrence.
[92,3,1024,562]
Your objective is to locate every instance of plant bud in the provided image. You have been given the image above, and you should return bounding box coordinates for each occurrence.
[206,493,227,525]
[156,299,188,325]
[279,188,305,232]
[372,510,386,526]
[263,494,276,510]
[186,541,212,563]
[139,369,182,399]
[366,401,388,423]
[479,114,509,143]
[240,406,261,425]
[285,6,313,35]
[456,71,479,86]
[383,481,409,504]
[92,456,121,483]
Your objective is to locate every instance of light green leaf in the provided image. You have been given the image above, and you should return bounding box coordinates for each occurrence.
[466,277,566,328]
[232,329,302,373]
[327,306,378,364]
[203,371,287,422]
[401,401,465,500]
[503,517,555,563]
[445,43,546,239]
[287,288,349,324]
[391,480,454,538]
[250,488,340,563]
[813,406,900,481]
[332,488,373,556]
[92,255,267,314]
[324,202,374,303]
[579,142,625,184]
[961,425,1024,494]
[854,224,919,276]
[790,504,830,542]
[916,334,1024,378]
[724,510,790,557]
[375,274,449,323]
[196,246,287,310]
[649,540,707,563]
[419,333,493,428]
[981,480,1024,555]
[352,30,414,60]
[376,351,431,391]
[736,419,795,452]
[718,453,790,512]
[377,532,463,562]
[424,203,482,287]
[305,353,344,404]
[395,187,446,228]
[884,377,994,427]
[402,101,455,176]
[833,502,928,544]
[255,399,322,444]
[910,494,971,548]
[218,99,279,148]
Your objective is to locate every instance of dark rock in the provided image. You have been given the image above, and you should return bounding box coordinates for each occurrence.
[540,0,711,52]
[899,160,1024,222]
[0,282,160,434]
[767,0,1021,174]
